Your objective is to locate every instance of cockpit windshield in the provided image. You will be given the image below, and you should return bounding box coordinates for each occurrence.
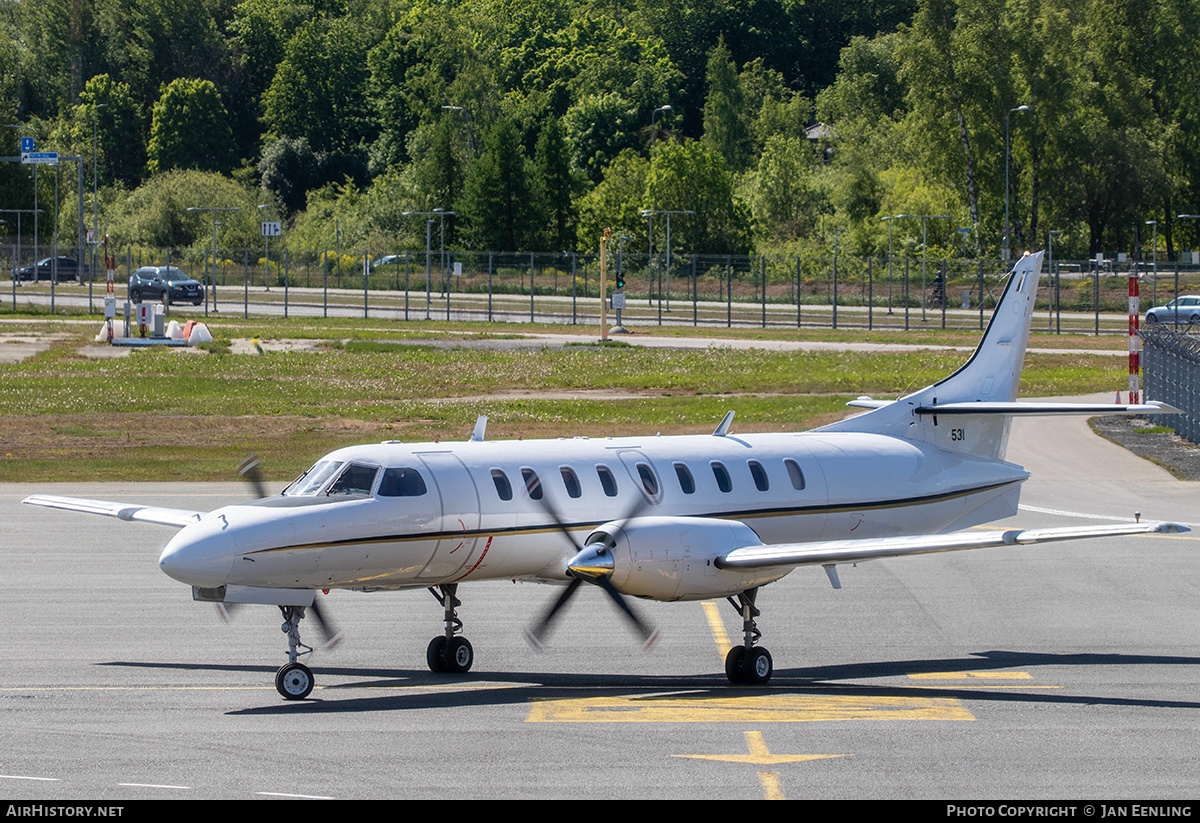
[284,460,344,496]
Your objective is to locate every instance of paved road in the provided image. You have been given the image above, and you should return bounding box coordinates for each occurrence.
[2,408,1198,799]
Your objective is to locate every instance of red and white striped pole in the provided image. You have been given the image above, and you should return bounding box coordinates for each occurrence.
[1128,269,1140,404]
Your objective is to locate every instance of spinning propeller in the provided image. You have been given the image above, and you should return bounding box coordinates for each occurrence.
[214,455,342,650]
[525,490,658,650]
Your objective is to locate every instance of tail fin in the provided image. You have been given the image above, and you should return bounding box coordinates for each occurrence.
[817,251,1045,461]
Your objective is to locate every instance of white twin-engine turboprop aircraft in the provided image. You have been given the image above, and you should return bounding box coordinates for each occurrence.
[25,251,1187,699]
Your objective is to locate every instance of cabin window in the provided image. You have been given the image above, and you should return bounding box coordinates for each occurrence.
[784,458,806,491]
[711,461,732,493]
[522,468,543,500]
[327,463,379,497]
[285,460,343,496]
[560,467,582,499]
[748,460,769,492]
[596,465,618,497]
[674,462,695,495]
[491,469,513,501]
[377,467,427,497]
[636,463,660,498]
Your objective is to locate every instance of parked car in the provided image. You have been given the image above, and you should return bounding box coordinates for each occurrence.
[11,256,88,282]
[1146,295,1200,325]
[128,266,205,306]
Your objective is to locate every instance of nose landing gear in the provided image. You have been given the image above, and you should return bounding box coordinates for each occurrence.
[426,584,474,674]
[723,588,773,685]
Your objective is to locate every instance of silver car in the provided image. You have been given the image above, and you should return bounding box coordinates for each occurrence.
[1146,295,1200,325]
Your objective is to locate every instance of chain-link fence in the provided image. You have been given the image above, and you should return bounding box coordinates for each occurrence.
[5,243,1200,333]
[1141,325,1200,444]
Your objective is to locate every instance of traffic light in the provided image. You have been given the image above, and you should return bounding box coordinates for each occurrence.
[616,271,625,290]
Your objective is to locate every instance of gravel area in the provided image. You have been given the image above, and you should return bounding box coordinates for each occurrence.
[1090,415,1200,480]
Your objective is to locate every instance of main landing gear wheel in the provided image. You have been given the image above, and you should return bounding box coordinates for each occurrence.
[724,588,773,685]
[426,584,474,674]
[275,662,314,700]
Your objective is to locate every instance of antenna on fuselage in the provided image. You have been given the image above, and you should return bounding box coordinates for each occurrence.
[713,411,735,437]
[470,415,488,442]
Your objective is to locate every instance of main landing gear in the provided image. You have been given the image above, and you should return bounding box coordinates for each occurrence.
[275,605,315,699]
[426,584,474,674]
[724,588,773,685]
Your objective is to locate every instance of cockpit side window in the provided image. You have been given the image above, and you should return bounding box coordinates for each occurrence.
[327,463,379,497]
[378,467,427,497]
[284,460,343,496]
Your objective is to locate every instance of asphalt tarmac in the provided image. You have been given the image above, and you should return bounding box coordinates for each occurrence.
[3,408,1199,800]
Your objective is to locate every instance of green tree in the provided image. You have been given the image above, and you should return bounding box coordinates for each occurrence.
[262,17,374,154]
[146,78,236,175]
[576,149,650,253]
[644,139,752,254]
[461,116,536,250]
[702,40,751,172]
[533,117,579,250]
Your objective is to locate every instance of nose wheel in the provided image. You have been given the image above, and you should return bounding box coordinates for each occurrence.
[275,662,314,700]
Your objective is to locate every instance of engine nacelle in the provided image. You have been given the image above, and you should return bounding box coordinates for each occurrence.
[583,516,793,602]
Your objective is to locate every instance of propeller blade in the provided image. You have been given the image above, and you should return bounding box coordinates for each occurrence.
[526,482,658,650]
[524,577,583,649]
[238,454,268,499]
[310,595,343,651]
[596,577,658,648]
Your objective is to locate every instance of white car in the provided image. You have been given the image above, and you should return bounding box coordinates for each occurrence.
[1146,295,1200,325]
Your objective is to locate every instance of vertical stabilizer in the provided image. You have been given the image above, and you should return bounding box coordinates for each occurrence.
[817,251,1045,460]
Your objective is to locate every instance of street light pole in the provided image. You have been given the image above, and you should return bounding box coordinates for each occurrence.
[881,216,896,314]
[187,206,240,315]
[651,105,671,148]
[404,209,455,320]
[1005,105,1030,261]
[897,214,951,321]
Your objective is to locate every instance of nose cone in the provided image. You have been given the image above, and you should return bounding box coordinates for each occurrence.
[567,543,614,582]
[159,519,236,587]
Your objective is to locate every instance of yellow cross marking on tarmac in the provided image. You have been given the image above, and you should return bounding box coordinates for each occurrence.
[674,732,847,800]
[525,692,976,722]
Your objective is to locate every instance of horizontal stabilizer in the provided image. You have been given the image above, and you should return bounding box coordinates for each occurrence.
[716,521,1188,571]
[915,401,1182,416]
[23,494,202,528]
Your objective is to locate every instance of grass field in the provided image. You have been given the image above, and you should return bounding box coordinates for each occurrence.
[0,313,1129,482]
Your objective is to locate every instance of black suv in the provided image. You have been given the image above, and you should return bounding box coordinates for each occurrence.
[128,266,205,305]
[11,256,88,282]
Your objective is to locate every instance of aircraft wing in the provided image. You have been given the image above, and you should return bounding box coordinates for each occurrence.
[716,521,1189,574]
[22,494,203,528]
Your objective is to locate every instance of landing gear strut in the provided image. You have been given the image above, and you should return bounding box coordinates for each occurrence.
[275,605,315,699]
[724,588,772,685]
[426,584,474,674]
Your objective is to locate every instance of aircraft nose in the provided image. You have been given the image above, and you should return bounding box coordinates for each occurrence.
[158,521,236,587]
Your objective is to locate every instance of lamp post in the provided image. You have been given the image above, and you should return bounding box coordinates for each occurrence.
[640,209,693,313]
[1005,105,1030,261]
[442,105,472,174]
[833,227,846,328]
[403,209,455,319]
[6,125,38,274]
[1145,220,1158,305]
[258,204,272,291]
[1048,229,1061,332]
[187,206,240,315]
[881,216,897,314]
[897,214,951,321]
[651,104,671,147]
